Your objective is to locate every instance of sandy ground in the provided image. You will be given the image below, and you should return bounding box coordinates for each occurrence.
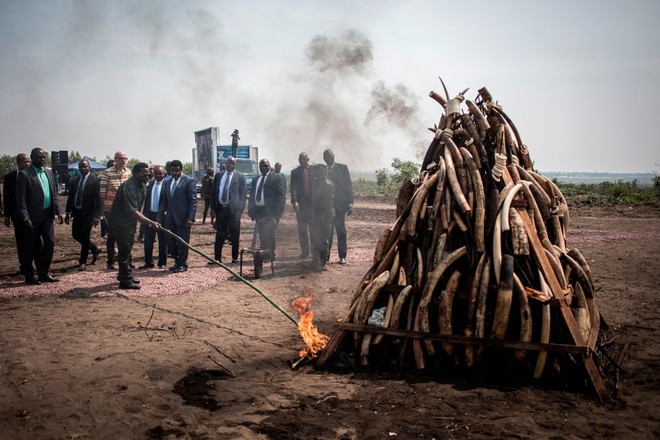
[0,198,659,439]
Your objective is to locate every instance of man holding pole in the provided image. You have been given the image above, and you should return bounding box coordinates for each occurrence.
[107,162,159,290]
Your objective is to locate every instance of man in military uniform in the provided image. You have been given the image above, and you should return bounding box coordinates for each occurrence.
[107,162,160,290]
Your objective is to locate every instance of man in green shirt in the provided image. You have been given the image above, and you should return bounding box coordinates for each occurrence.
[107,162,160,290]
[16,148,62,284]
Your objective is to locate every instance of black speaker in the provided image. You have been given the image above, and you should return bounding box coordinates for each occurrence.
[59,150,69,164]
[51,151,60,165]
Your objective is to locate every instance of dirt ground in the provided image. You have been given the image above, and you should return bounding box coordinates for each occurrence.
[0,197,658,439]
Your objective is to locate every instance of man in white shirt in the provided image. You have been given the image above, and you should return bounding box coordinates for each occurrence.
[140,165,167,268]
[211,157,247,263]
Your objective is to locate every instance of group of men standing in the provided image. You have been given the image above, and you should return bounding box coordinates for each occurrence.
[2,146,354,287]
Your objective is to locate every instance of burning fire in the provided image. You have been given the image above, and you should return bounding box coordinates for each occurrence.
[292,294,328,358]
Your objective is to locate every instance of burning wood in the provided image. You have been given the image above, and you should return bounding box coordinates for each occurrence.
[317,81,616,400]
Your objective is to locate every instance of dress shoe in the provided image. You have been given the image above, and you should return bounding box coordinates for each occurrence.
[172,265,188,273]
[207,261,217,265]
[119,281,140,290]
[139,263,154,269]
[298,252,309,258]
[90,247,99,265]
[339,258,347,265]
[231,259,239,264]
[39,274,59,283]
[25,276,41,285]
[168,264,179,271]
[131,278,141,284]
[78,264,86,271]
[106,264,116,270]
[158,264,166,269]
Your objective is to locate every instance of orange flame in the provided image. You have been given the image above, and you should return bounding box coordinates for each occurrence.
[292,294,328,358]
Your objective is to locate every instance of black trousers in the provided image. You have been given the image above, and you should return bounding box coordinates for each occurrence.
[143,211,167,266]
[11,216,29,275]
[328,209,348,259]
[104,211,117,265]
[295,204,312,256]
[203,197,214,223]
[71,208,97,264]
[214,205,241,261]
[21,213,55,277]
[167,222,191,268]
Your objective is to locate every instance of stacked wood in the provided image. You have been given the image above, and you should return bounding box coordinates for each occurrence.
[317,83,611,400]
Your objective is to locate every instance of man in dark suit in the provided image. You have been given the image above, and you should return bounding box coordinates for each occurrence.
[16,148,63,284]
[323,149,354,265]
[140,165,167,269]
[3,153,31,275]
[211,156,247,263]
[289,152,312,258]
[158,159,197,273]
[64,159,102,271]
[248,158,286,258]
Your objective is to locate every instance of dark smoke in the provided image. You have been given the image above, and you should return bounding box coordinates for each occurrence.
[365,81,420,128]
[305,30,373,74]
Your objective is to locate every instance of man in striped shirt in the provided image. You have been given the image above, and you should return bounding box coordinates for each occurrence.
[100,151,132,269]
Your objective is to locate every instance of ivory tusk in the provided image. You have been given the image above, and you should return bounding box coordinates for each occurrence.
[437,270,463,358]
[513,274,533,362]
[417,246,467,356]
[491,254,514,340]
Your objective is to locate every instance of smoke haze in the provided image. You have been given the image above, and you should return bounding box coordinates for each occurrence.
[1,1,656,173]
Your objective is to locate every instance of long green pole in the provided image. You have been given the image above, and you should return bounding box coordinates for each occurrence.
[159,226,299,327]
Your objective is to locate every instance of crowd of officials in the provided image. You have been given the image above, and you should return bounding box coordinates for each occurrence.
[1,148,353,289]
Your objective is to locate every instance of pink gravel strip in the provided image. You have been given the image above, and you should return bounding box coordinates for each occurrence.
[0,267,232,299]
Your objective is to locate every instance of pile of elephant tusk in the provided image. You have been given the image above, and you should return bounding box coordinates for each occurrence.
[316,81,614,401]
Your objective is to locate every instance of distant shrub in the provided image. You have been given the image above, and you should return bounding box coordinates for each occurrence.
[556,180,660,206]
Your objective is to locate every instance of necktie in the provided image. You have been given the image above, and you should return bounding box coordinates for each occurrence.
[170,178,178,195]
[151,182,161,212]
[222,172,232,203]
[256,175,265,202]
[75,175,86,209]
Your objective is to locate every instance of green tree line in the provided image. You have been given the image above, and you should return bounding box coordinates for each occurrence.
[0,152,192,181]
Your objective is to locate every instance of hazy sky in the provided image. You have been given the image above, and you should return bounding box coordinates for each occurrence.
[1,0,658,173]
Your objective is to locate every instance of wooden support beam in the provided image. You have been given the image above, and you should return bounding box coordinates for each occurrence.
[332,322,591,355]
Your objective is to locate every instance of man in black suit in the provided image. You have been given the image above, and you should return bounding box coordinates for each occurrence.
[248,158,286,258]
[16,148,63,284]
[3,153,31,275]
[158,159,197,273]
[323,149,354,265]
[140,165,167,269]
[65,159,102,271]
[211,156,247,263]
[289,152,312,258]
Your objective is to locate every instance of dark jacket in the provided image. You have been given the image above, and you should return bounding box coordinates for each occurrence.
[248,172,286,220]
[327,162,353,212]
[211,170,247,216]
[290,165,311,207]
[142,179,165,216]
[158,174,197,227]
[65,173,103,218]
[3,170,20,220]
[16,166,60,223]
